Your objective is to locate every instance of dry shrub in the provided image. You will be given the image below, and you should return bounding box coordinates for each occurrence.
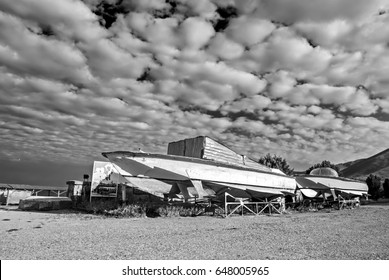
[79,199,118,214]
[154,205,182,217]
[76,200,208,218]
[104,204,146,218]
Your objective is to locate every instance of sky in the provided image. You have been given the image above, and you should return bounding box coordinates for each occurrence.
[1,0,389,186]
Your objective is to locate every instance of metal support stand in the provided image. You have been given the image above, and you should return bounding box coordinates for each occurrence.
[337,195,357,210]
[224,193,283,218]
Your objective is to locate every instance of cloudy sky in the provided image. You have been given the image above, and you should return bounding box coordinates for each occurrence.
[1,0,389,186]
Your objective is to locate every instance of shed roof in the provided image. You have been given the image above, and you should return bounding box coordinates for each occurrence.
[0,183,67,191]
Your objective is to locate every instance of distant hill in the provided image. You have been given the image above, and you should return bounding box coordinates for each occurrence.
[338,149,389,180]
[336,158,364,171]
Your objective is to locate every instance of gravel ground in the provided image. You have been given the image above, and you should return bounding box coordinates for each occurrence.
[1,204,388,260]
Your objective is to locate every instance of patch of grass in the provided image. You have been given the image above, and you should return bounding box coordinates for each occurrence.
[153,204,207,217]
[103,203,206,218]
[74,200,218,218]
[76,199,118,214]
[104,204,146,218]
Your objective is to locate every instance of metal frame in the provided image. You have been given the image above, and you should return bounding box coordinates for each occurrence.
[224,193,284,217]
[4,188,66,205]
[337,195,359,210]
[32,189,67,197]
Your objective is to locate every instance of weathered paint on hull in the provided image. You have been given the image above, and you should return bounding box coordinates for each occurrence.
[103,152,296,198]
[296,175,368,198]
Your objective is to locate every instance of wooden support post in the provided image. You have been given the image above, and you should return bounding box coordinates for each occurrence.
[267,198,271,215]
[121,185,126,203]
[225,192,228,218]
[6,189,9,206]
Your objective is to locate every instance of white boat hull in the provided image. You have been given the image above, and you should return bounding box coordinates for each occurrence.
[103,152,296,199]
[296,175,368,199]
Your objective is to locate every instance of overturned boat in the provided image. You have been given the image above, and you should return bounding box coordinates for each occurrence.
[102,136,296,202]
[296,167,368,200]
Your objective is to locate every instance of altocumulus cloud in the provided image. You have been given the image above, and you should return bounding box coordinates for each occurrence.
[0,0,389,178]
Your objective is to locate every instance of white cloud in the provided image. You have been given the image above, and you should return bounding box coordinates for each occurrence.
[0,11,93,84]
[174,82,234,111]
[233,0,259,14]
[266,71,297,98]
[221,95,272,113]
[256,0,387,23]
[124,0,168,11]
[307,105,323,115]
[226,16,276,46]
[179,17,215,50]
[0,0,106,41]
[125,13,180,48]
[277,83,379,116]
[249,28,324,74]
[375,98,389,114]
[339,89,379,116]
[207,33,244,60]
[77,38,153,80]
[295,20,353,50]
[183,0,218,19]
[195,62,267,96]
[125,12,154,35]
[362,46,389,97]
[347,116,389,130]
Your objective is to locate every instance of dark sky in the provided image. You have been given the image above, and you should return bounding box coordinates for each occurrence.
[1,0,389,186]
[0,159,92,186]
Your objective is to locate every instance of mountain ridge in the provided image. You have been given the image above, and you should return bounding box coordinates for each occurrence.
[338,148,389,180]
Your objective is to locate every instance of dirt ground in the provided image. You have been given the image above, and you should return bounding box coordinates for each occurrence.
[1,204,388,260]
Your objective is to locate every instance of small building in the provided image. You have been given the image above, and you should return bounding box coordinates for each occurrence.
[66,180,84,197]
[0,183,68,205]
